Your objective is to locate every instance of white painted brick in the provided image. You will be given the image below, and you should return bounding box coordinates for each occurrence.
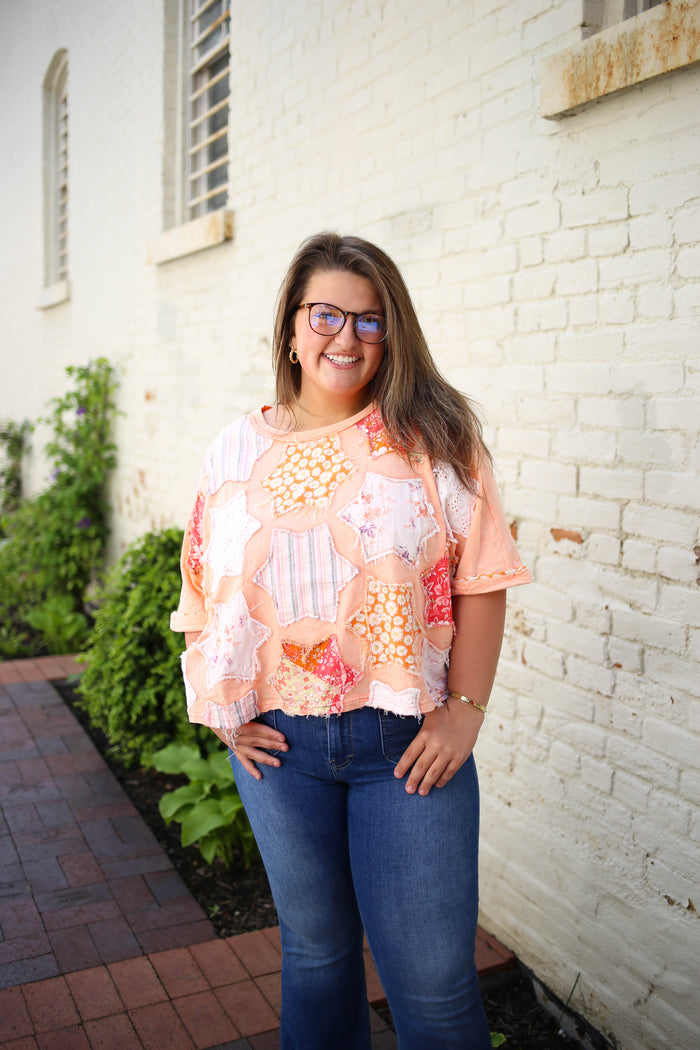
[565,655,614,697]
[557,328,624,361]
[650,394,700,432]
[610,362,685,394]
[504,485,559,526]
[629,213,673,251]
[544,229,587,265]
[581,755,613,794]
[607,735,679,793]
[556,495,620,532]
[599,249,674,289]
[562,189,628,228]
[555,258,598,296]
[518,236,544,266]
[619,430,687,468]
[636,284,674,321]
[612,609,686,652]
[622,504,696,546]
[629,173,699,216]
[587,223,629,257]
[577,396,645,429]
[512,266,557,301]
[677,245,700,280]
[657,584,700,628]
[595,567,658,611]
[645,649,700,696]
[520,459,577,495]
[504,201,561,240]
[503,331,557,365]
[580,466,643,500]
[517,395,576,426]
[546,363,612,395]
[608,636,643,673]
[598,290,635,325]
[547,621,606,664]
[522,638,566,678]
[568,294,599,326]
[586,533,621,566]
[516,582,574,623]
[657,546,698,585]
[516,297,568,332]
[621,539,656,574]
[611,769,651,814]
[553,427,616,465]
[549,740,580,776]
[645,471,700,512]
[674,282,700,315]
[496,427,551,459]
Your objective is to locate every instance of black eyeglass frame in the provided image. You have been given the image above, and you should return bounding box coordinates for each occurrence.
[298,303,388,344]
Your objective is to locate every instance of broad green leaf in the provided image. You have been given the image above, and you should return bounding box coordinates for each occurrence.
[180,800,229,847]
[219,794,243,819]
[158,783,203,820]
[151,743,200,773]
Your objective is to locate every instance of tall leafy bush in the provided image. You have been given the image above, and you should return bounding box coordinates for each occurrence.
[76,527,205,768]
[0,359,117,657]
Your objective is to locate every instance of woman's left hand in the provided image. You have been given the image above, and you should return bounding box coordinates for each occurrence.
[394,700,484,796]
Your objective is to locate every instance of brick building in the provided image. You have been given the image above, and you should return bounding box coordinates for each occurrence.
[1,2,698,1047]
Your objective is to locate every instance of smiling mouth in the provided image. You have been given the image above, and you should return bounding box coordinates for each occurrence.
[323,353,361,366]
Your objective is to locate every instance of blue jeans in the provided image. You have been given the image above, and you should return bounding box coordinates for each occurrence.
[231,707,491,1050]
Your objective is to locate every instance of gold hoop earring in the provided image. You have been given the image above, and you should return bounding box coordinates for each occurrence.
[289,347,299,364]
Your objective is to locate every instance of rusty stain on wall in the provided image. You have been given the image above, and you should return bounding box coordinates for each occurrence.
[551,527,585,544]
[541,0,700,118]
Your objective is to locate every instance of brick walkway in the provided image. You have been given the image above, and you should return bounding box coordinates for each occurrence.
[0,657,515,1049]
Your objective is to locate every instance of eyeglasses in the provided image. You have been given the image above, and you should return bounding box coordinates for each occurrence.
[299,303,387,344]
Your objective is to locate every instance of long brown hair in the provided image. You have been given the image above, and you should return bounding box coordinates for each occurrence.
[273,232,489,489]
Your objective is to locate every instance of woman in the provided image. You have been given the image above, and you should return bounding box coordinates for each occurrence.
[171,232,530,1049]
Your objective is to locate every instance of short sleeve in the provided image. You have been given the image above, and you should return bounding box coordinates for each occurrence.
[170,485,208,633]
[433,458,531,596]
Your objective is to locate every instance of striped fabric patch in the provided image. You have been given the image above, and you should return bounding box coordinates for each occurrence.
[254,525,358,626]
[205,416,273,491]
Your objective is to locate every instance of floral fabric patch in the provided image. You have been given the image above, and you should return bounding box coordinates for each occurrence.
[198,593,271,689]
[254,525,358,626]
[346,578,421,674]
[421,554,454,626]
[261,436,355,514]
[204,491,261,590]
[339,472,439,565]
[185,491,205,586]
[271,635,362,715]
[355,408,405,458]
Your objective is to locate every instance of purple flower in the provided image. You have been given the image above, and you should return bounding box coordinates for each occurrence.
[76,406,87,417]
[77,516,91,529]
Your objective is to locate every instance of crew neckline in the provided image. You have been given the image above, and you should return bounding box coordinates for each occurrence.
[250,402,376,442]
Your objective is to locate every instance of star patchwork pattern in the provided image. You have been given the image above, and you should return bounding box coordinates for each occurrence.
[254,525,358,626]
[346,578,421,674]
[204,492,261,590]
[421,554,454,626]
[355,408,406,458]
[268,635,363,715]
[339,473,439,565]
[198,593,271,690]
[260,436,356,514]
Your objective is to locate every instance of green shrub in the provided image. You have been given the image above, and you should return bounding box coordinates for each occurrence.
[0,418,31,532]
[0,359,116,658]
[153,742,258,867]
[76,527,205,768]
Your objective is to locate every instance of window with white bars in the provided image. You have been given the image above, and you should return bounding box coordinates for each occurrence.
[42,50,69,292]
[583,0,665,35]
[187,0,231,220]
[56,68,69,281]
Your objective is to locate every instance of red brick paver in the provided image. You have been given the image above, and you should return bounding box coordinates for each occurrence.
[0,656,517,1048]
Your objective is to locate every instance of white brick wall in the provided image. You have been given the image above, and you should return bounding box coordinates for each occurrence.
[1,2,699,1047]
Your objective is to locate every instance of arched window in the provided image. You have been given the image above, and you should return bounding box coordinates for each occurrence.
[42,49,69,299]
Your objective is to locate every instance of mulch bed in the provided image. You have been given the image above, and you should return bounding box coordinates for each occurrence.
[55,678,595,1049]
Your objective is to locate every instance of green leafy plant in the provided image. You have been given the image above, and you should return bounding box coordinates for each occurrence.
[0,359,117,657]
[153,742,258,867]
[26,595,89,654]
[491,1034,506,1047]
[0,418,31,531]
[76,527,205,768]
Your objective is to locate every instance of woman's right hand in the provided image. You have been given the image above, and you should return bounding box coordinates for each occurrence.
[214,721,288,780]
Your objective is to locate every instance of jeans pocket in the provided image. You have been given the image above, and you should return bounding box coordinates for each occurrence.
[378,712,421,764]
[255,709,282,757]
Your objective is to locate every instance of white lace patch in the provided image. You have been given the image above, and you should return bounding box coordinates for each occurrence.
[432,461,478,542]
[367,680,422,716]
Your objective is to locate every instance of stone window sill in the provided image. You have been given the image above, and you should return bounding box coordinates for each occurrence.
[541,0,700,119]
[37,279,71,309]
[149,208,234,265]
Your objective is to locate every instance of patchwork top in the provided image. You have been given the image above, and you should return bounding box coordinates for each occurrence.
[170,404,530,732]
